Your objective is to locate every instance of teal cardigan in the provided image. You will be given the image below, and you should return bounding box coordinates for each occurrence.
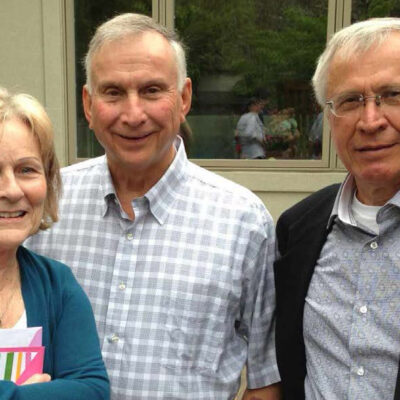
[1,246,109,399]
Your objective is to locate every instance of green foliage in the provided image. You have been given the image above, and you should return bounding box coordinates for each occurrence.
[233,6,326,96]
[175,0,327,99]
[175,0,257,85]
[368,0,395,17]
[352,0,400,20]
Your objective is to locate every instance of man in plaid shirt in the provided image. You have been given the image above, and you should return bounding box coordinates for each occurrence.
[27,13,280,400]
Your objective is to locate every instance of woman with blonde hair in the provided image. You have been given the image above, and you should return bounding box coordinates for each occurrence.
[0,87,109,399]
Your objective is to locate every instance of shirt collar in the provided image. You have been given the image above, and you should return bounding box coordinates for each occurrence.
[145,137,188,225]
[328,174,356,229]
[328,174,400,229]
[97,156,118,217]
[100,137,188,223]
[387,189,400,209]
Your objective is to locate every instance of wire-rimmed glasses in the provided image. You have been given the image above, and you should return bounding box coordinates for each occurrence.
[325,87,400,118]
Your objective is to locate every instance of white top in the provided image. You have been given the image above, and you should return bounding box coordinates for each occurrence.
[351,192,381,235]
[13,310,27,328]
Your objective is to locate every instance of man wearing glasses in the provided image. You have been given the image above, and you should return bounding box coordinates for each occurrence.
[274,18,400,400]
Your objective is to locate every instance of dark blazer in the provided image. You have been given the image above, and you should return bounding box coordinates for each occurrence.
[273,183,400,400]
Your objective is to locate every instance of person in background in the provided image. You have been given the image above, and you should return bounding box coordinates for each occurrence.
[235,97,266,159]
[257,93,270,124]
[178,119,192,153]
[0,87,109,400]
[26,13,280,400]
[269,108,300,158]
[275,17,400,399]
[308,111,323,159]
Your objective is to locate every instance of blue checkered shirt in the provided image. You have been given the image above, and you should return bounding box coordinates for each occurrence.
[304,175,400,399]
[26,141,279,399]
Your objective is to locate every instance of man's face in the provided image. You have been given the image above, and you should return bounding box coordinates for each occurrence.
[326,33,400,204]
[83,31,192,180]
[250,102,263,113]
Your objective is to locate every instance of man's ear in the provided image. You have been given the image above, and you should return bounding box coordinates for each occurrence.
[82,85,93,129]
[180,78,192,123]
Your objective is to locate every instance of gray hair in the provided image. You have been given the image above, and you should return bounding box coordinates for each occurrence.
[84,13,187,93]
[312,17,400,106]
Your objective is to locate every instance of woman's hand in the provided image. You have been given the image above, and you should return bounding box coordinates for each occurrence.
[22,373,51,385]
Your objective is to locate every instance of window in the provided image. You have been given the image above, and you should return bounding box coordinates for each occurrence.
[175,0,328,162]
[73,0,152,159]
[70,0,349,169]
[352,0,400,21]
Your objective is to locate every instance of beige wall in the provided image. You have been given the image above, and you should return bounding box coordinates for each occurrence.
[0,0,44,97]
[0,0,68,166]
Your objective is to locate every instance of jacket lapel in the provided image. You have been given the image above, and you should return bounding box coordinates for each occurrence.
[275,185,338,399]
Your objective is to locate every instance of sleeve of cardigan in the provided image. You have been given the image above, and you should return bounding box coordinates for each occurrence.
[0,267,110,400]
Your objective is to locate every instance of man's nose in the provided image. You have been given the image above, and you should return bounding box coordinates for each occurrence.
[0,172,24,202]
[120,94,147,126]
[356,98,388,134]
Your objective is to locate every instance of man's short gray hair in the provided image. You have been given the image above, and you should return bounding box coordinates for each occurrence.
[312,17,400,106]
[84,13,187,93]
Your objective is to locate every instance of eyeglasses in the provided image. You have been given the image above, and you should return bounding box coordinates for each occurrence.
[325,88,400,118]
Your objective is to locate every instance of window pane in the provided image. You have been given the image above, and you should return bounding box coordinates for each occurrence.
[352,0,400,21]
[74,1,152,158]
[175,0,328,160]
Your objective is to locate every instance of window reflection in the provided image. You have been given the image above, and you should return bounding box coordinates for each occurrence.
[175,0,327,160]
[74,0,328,161]
[235,97,266,159]
[74,0,152,158]
[352,0,400,22]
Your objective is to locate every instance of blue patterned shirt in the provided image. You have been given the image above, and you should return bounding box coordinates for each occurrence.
[304,175,400,399]
[26,140,279,399]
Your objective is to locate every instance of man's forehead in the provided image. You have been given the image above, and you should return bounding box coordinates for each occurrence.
[89,32,179,91]
[326,34,400,95]
[94,31,172,61]
[332,31,400,65]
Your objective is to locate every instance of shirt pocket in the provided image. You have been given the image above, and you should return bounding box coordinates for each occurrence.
[161,275,233,375]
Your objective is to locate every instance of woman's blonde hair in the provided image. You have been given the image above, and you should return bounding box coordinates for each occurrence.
[0,87,61,231]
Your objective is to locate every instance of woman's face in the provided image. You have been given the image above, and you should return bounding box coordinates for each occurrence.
[0,118,47,252]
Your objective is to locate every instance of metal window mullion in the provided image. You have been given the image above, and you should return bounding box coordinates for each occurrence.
[153,0,174,28]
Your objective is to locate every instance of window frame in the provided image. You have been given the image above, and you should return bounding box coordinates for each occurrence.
[65,0,352,172]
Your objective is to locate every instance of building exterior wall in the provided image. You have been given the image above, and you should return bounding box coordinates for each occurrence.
[0,0,68,166]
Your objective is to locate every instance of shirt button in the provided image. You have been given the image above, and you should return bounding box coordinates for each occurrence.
[126,233,133,241]
[370,241,378,249]
[360,305,368,314]
[357,366,365,376]
[108,334,120,343]
[119,282,126,290]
